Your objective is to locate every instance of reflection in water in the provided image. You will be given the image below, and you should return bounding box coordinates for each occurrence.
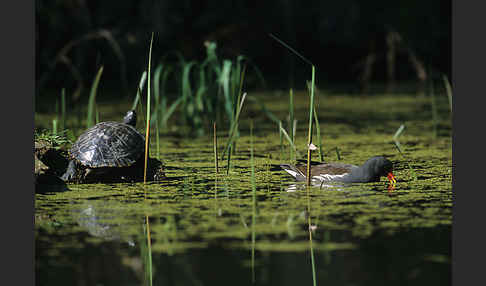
[36,221,450,286]
[72,201,136,246]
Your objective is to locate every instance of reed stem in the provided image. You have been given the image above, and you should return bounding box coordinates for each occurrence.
[289,88,295,161]
[87,66,104,128]
[144,32,154,183]
[213,122,219,174]
[306,66,316,186]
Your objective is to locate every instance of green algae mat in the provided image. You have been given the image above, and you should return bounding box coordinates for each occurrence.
[35,92,452,285]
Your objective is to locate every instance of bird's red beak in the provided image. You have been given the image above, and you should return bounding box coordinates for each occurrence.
[387,172,396,191]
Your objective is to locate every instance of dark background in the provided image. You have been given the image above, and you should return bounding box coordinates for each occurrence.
[36,0,451,99]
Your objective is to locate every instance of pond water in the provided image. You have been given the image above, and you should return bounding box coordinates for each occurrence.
[35,91,452,285]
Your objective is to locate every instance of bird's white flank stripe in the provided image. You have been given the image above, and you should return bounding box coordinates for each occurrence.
[284,169,300,178]
[313,173,348,182]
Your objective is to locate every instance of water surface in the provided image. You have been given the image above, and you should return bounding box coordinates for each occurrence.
[35,92,452,285]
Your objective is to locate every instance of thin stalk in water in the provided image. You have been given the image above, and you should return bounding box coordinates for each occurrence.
[231,63,247,155]
[87,66,104,128]
[289,88,295,161]
[144,32,154,183]
[222,92,247,167]
[313,106,323,162]
[269,33,316,186]
[132,71,147,111]
[279,121,284,161]
[143,215,153,286]
[393,124,417,181]
[153,64,163,160]
[278,122,302,158]
[60,88,66,131]
[306,66,316,186]
[52,119,57,135]
[335,146,341,161]
[429,77,438,139]
[307,181,317,286]
[214,122,219,174]
[250,120,257,284]
[442,74,453,113]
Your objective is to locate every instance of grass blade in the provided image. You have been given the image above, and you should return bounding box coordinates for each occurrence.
[144,32,154,184]
[335,146,341,161]
[278,123,302,159]
[250,120,257,283]
[60,88,66,131]
[313,106,323,162]
[132,71,147,111]
[142,215,153,286]
[87,66,104,128]
[289,88,295,161]
[269,33,313,66]
[442,74,453,113]
[214,122,219,174]
[306,66,316,186]
[279,121,284,161]
[222,92,247,160]
[392,124,417,181]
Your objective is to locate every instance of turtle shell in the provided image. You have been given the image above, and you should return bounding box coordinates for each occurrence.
[70,121,145,168]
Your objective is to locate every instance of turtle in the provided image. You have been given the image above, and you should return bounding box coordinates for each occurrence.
[61,110,164,183]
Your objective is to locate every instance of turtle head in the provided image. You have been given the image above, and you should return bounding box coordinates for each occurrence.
[123,110,137,127]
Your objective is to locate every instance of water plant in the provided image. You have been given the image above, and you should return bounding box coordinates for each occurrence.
[429,75,438,139]
[250,121,257,283]
[222,92,247,174]
[269,33,318,186]
[141,215,153,286]
[35,128,72,147]
[143,32,155,183]
[86,65,104,128]
[148,41,264,137]
[302,65,317,186]
[213,122,219,174]
[313,106,323,162]
[60,88,66,131]
[335,146,341,160]
[278,120,302,159]
[393,124,417,182]
[52,119,58,135]
[442,74,453,113]
[288,88,296,162]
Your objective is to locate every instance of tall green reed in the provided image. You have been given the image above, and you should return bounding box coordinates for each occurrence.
[60,88,66,131]
[289,88,295,161]
[86,66,104,128]
[141,215,153,286]
[442,74,453,113]
[269,33,318,186]
[222,92,247,174]
[393,124,417,182]
[213,122,219,174]
[307,174,317,286]
[132,71,147,112]
[305,66,316,186]
[52,119,58,135]
[250,120,257,283]
[151,42,265,137]
[143,32,154,184]
[313,106,323,162]
[429,76,438,139]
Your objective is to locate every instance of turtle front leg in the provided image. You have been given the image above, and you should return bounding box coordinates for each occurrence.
[61,160,86,183]
[61,160,77,182]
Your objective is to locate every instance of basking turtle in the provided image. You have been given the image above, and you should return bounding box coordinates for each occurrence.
[61,110,164,183]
